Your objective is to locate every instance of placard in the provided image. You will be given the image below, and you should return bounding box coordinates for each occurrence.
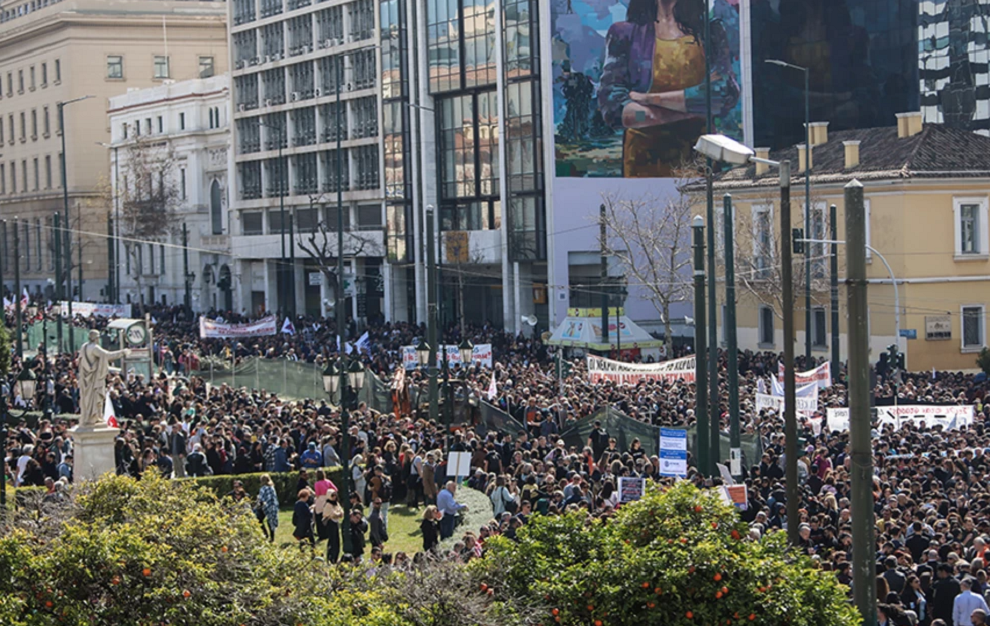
[659,428,687,478]
[826,405,974,433]
[447,451,473,480]
[617,477,646,503]
[199,315,278,339]
[723,485,748,510]
[401,344,493,370]
[587,354,696,384]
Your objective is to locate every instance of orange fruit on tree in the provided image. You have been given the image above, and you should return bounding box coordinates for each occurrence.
[221,546,228,553]
[714,573,722,582]
[142,568,152,577]
[731,530,741,540]
[642,581,650,589]
[694,505,703,513]
[480,583,488,592]
[654,588,662,595]
[487,588,494,596]
[182,590,191,598]
[588,605,594,611]
[749,614,756,621]
[110,576,120,586]
[686,611,694,619]
[722,586,728,595]
[716,591,723,599]
[552,608,559,616]
[595,621,602,626]
[647,603,655,609]
[45,601,53,608]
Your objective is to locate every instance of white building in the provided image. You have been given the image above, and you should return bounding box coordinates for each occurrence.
[108,75,233,312]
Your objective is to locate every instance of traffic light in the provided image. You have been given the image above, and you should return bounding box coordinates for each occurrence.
[886,344,904,383]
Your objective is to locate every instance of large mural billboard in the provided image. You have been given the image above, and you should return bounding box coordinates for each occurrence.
[551,0,743,178]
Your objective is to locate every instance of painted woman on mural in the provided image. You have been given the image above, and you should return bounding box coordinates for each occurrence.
[598,0,739,178]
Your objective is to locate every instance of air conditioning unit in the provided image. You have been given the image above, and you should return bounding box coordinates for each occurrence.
[238,103,246,112]
[290,91,300,101]
[264,98,273,107]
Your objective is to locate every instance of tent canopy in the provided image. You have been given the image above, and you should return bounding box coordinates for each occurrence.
[546,308,662,351]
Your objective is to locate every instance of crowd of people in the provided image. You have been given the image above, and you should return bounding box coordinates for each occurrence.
[4,306,990,625]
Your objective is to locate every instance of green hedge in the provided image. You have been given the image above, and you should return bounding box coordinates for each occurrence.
[12,466,345,509]
[183,466,346,507]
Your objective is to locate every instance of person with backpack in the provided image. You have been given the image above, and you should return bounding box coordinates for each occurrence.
[490,475,517,517]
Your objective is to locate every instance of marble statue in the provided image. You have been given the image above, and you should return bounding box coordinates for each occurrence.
[77,329,129,427]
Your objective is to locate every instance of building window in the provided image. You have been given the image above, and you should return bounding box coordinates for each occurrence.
[157,116,163,133]
[44,156,51,188]
[107,55,123,79]
[199,56,214,79]
[0,164,5,194]
[35,219,41,269]
[42,106,49,136]
[5,73,11,97]
[21,159,26,191]
[10,161,15,193]
[751,204,774,280]
[179,112,185,130]
[160,245,166,277]
[955,197,988,257]
[122,122,128,139]
[812,307,827,348]
[29,66,34,90]
[18,69,23,93]
[41,62,47,86]
[242,211,264,235]
[30,109,36,139]
[180,168,186,200]
[32,158,38,190]
[19,112,26,141]
[962,305,986,352]
[153,55,170,79]
[54,59,60,83]
[210,180,223,234]
[759,306,775,346]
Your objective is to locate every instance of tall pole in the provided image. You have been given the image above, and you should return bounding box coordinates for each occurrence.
[107,212,115,304]
[278,124,287,319]
[289,207,296,317]
[780,160,799,546]
[600,204,609,353]
[113,146,120,303]
[182,223,191,315]
[13,219,22,359]
[830,204,840,381]
[53,214,62,355]
[334,57,353,553]
[704,0,718,475]
[692,216,708,476]
[426,206,439,424]
[58,102,74,351]
[723,194,741,479]
[803,68,812,365]
[846,179,876,626]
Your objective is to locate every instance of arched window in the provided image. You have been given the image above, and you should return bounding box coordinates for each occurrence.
[210,179,223,234]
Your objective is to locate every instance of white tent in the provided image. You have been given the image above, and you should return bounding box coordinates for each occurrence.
[546,311,663,353]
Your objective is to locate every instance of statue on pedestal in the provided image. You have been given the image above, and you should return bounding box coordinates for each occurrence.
[77,330,130,428]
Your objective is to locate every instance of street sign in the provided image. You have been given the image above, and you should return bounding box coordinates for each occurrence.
[899,329,917,340]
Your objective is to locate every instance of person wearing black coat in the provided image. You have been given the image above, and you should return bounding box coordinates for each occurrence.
[932,563,961,626]
[369,499,388,548]
[420,505,441,553]
[348,509,368,560]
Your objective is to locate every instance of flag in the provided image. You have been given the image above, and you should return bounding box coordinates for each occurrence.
[103,392,119,429]
[281,317,295,335]
[771,376,784,397]
[355,331,371,355]
[756,377,766,395]
[487,370,497,401]
[336,336,354,355]
[932,366,936,381]
[2,297,10,310]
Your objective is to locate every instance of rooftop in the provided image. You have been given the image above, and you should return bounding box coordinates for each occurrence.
[711,123,990,190]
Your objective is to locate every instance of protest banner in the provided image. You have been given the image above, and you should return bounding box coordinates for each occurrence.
[755,380,819,414]
[659,428,688,478]
[723,485,748,510]
[617,477,646,503]
[401,344,493,370]
[778,361,832,388]
[199,315,278,339]
[826,405,974,433]
[587,355,695,385]
[60,302,132,318]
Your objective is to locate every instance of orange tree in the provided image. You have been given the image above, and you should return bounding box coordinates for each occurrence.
[472,481,860,626]
[0,473,330,626]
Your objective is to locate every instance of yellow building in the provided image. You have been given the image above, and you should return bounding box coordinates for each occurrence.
[696,113,990,373]
[0,0,227,301]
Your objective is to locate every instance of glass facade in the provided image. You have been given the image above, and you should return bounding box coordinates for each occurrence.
[751,0,918,148]
[381,0,412,263]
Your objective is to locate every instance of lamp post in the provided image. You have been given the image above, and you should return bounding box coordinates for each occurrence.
[692,216,709,476]
[694,134,798,540]
[722,194,741,479]
[766,59,811,365]
[322,358,364,559]
[12,219,22,359]
[256,118,289,318]
[425,207,439,425]
[58,95,94,351]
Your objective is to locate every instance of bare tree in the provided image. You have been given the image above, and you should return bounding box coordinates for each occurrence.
[599,173,697,357]
[295,195,383,320]
[114,140,183,307]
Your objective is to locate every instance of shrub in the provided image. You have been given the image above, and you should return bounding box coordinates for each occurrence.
[186,466,345,507]
[0,473,329,626]
[978,346,990,376]
[471,481,860,626]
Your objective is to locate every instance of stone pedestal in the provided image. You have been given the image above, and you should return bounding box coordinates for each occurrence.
[70,425,120,482]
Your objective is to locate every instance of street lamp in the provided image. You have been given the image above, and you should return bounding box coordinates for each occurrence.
[457,339,474,365]
[694,133,798,542]
[58,95,95,352]
[321,356,365,560]
[766,59,812,365]
[14,366,37,405]
[415,338,431,368]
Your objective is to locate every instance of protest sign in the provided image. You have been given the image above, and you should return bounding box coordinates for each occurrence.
[617,477,646,503]
[199,315,278,339]
[587,355,695,384]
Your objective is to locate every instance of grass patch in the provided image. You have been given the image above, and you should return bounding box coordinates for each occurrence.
[272,502,433,557]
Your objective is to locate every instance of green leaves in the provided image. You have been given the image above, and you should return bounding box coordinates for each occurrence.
[474,481,861,626]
